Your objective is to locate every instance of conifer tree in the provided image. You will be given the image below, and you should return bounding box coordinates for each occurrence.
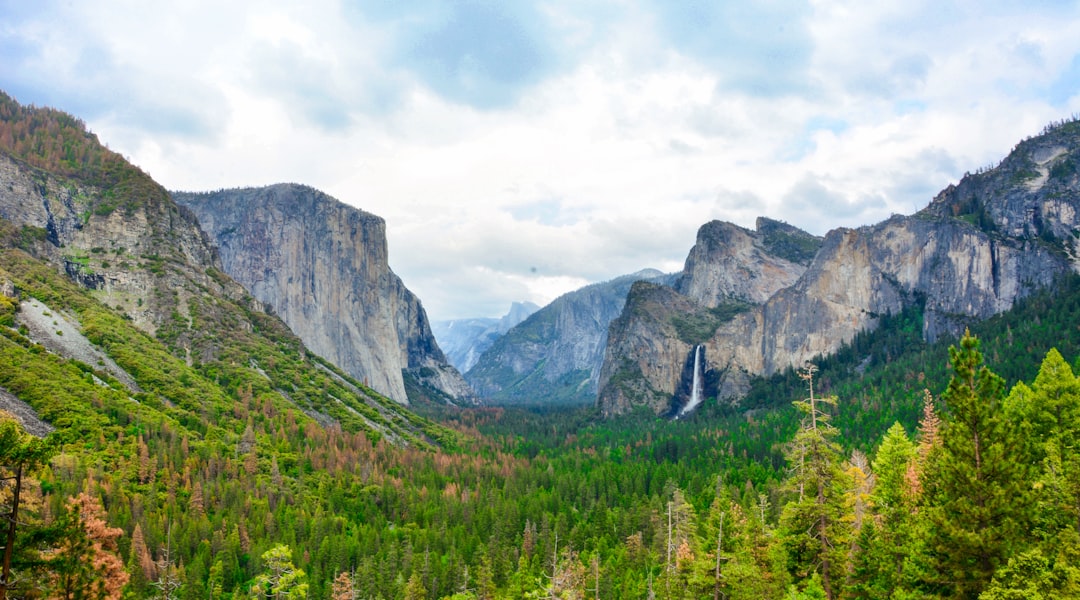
[251,544,307,600]
[780,366,849,599]
[0,418,56,600]
[1005,348,1080,536]
[921,332,1031,599]
[46,493,129,600]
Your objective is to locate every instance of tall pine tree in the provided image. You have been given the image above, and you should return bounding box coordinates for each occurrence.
[921,332,1031,599]
[780,366,849,600]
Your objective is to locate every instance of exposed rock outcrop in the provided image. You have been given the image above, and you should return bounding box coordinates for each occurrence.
[174,185,473,405]
[598,220,821,416]
[676,218,819,306]
[0,153,250,338]
[598,120,1080,417]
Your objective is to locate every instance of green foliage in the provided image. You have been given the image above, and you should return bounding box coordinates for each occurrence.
[760,226,823,265]
[8,91,1080,599]
[921,333,1033,598]
[251,544,308,600]
[670,300,750,345]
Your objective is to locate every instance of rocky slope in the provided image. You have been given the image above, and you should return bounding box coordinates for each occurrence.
[598,120,1080,417]
[432,301,540,373]
[467,269,675,405]
[0,92,449,444]
[174,185,473,405]
[0,130,254,358]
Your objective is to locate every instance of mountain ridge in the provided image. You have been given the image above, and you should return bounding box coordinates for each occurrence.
[432,301,540,373]
[597,117,1080,416]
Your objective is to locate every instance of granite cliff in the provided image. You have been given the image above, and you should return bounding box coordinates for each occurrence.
[598,219,821,416]
[174,185,474,405]
[0,140,250,344]
[598,120,1080,417]
[467,270,674,405]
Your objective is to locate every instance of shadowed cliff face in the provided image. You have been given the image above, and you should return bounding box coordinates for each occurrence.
[598,121,1080,417]
[174,185,473,405]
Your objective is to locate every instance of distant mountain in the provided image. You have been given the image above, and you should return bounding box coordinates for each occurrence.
[174,185,474,405]
[432,301,540,373]
[466,269,675,405]
[599,119,1080,417]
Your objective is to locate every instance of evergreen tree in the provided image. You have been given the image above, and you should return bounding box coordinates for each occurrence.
[780,366,849,599]
[251,544,308,600]
[921,332,1031,599]
[0,418,56,600]
[45,493,129,600]
[848,422,918,597]
[1005,348,1080,538]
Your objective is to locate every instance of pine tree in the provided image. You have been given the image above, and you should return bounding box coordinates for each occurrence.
[45,493,129,600]
[403,571,427,600]
[921,332,1032,599]
[0,418,56,600]
[1006,348,1080,537]
[251,544,308,600]
[854,422,917,597]
[779,366,849,599]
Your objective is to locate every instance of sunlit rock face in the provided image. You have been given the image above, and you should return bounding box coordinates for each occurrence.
[175,184,473,405]
[598,219,821,417]
[599,122,1080,417]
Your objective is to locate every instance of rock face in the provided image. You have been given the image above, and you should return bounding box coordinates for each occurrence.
[174,185,473,405]
[676,218,820,306]
[598,220,821,416]
[0,153,248,339]
[598,120,1080,417]
[467,270,675,405]
[432,301,540,373]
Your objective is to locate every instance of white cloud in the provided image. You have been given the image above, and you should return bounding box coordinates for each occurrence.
[3,0,1080,319]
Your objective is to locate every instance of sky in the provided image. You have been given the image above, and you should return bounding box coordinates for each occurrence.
[3,1,1080,321]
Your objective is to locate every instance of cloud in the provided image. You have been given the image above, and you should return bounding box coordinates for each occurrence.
[351,1,563,109]
[776,175,887,234]
[247,40,355,131]
[5,0,1080,321]
[648,0,816,97]
[1047,53,1080,106]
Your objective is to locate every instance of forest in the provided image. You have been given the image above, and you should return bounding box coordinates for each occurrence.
[3,92,1080,599]
[4,271,1080,599]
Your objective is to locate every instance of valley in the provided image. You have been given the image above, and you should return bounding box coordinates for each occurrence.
[2,92,1080,599]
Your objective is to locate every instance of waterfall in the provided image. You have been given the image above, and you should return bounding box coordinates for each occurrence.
[680,344,705,416]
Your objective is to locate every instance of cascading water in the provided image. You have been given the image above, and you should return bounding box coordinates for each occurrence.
[679,344,704,417]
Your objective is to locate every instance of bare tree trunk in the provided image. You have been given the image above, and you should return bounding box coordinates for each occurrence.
[0,465,22,600]
[713,512,724,600]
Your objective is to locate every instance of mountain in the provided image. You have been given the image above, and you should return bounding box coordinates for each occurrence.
[0,91,453,446]
[465,269,675,405]
[598,119,1080,417]
[173,186,473,405]
[598,219,822,416]
[432,301,540,373]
